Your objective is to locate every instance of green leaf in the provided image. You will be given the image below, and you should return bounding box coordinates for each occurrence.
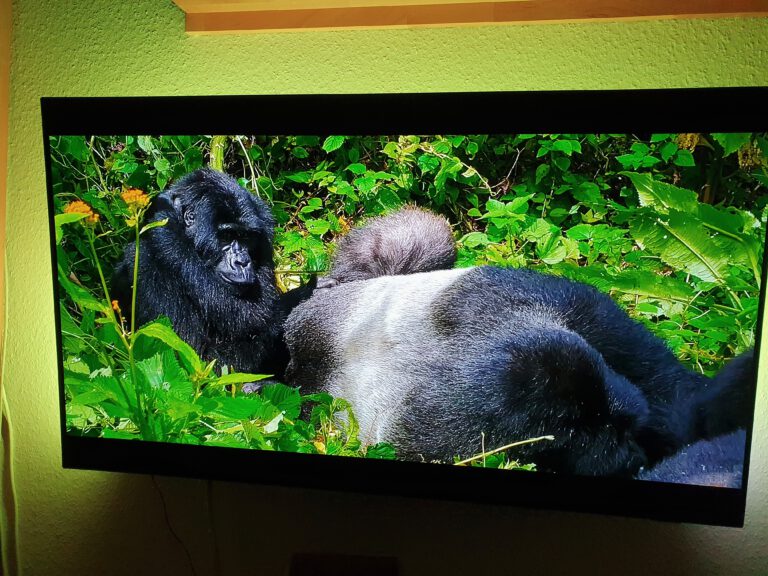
[659,141,678,162]
[261,383,302,420]
[346,163,367,175]
[417,155,440,173]
[54,212,87,244]
[322,135,346,153]
[629,210,731,283]
[622,172,698,214]
[673,150,695,167]
[552,156,571,172]
[366,443,397,459]
[286,171,311,183]
[305,219,331,236]
[354,176,376,194]
[292,146,309,159]
[535,163,550,184]
[536,236,567,265]
[154,157,170,173]
[572,182,603,205]
[137,136,155,153]
[711,133,751,156]
[140,218,168,235]
[58,266,109,313]
[213,373,272,386]
[461,232,490,248]
[136,322,203,373]
[552,140,573,155]
[209,396,276,421]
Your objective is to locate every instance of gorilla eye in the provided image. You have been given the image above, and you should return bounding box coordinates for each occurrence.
[183,209,195,227]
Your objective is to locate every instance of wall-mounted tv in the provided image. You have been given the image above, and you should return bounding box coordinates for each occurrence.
[42,89,766,527]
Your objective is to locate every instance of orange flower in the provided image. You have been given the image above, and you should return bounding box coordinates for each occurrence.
[121,188,150,209]
[64,200,100,225]
[111,300,121,314]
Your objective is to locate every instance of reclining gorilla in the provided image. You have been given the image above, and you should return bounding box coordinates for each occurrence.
[112,168,311,378]
[285,208,753,478]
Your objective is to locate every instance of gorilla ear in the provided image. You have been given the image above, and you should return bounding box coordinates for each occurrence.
[168,191,195,226]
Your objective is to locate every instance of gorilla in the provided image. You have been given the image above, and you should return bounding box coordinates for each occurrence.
[112,168,311,377]
[317,206,456,289]
[284,208,754,477]
[638,430,747,488]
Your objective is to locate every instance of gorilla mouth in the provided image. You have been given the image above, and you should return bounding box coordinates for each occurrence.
[219,270,257,286]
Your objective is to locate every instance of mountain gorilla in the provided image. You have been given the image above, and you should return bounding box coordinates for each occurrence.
[285,208,754,478]
[112,168,310,377]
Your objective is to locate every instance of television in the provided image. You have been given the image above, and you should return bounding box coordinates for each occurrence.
[42,88,767,527]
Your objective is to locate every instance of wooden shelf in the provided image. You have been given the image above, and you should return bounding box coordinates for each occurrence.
[172,0,768,33]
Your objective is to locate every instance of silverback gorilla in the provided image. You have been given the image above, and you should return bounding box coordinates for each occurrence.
[284,208,753,478]
[112,168,311,377]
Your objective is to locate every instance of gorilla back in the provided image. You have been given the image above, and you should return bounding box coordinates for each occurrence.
[112,169,287,375]
[285,265,753,477]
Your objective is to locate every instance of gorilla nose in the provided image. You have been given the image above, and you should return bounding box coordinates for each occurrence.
[234,253,251,268]
[228,240,251,268]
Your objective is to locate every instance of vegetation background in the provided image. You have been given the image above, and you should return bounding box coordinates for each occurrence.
[49,132,768,468]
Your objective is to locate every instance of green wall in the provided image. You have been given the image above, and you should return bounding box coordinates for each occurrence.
[5,1,768,573]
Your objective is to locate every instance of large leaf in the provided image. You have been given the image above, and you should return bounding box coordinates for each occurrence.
[261,383,302,421]
[57,266,109,313]
[629,210,730,283]
[135,322,203,373]
[697,203,761,282]
[622,172,698,214]
[557,265,694,302]
[54,212,86,244]
[711,133,751,156]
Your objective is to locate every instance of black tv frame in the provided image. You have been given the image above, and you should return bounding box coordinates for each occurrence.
[42,88,768,527]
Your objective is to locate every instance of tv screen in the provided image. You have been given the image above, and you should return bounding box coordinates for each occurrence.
[42,89,766,527]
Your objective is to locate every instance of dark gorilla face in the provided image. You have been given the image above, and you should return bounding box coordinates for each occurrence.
[112,168,288,375]
[165,170,276,296]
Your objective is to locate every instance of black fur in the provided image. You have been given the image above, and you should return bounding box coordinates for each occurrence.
[284,209,754,476]
[112,168,310,377]
[638,430,746,488]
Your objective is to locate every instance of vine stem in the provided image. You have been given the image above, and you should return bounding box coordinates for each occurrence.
[85,230,142,430]
[88,136,109,193]
[127,222,152,440]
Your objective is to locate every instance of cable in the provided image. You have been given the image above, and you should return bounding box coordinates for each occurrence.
[151,475,198,576]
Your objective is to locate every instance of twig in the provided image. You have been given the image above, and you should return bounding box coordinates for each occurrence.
[455,435,555,466]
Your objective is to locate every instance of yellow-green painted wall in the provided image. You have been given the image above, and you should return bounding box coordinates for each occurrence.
[5,2,768,574]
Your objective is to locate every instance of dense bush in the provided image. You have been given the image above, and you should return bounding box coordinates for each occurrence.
[51,132,767,468]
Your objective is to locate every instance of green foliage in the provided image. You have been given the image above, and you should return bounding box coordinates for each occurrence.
[52,130,767,465]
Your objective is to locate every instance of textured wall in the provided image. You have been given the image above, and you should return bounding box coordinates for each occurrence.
[5,1,768,574]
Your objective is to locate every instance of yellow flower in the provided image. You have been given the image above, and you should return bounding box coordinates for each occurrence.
[64,200,100,225]
[676,133,700,151]
[121,188,150,209]
[738,143,764,170]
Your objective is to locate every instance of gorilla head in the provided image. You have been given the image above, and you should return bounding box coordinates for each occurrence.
[112,168,295,376]
[160,169,276,294]
[317,206,457,289]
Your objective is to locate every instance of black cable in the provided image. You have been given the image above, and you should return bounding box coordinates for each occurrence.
[151,475,198,576]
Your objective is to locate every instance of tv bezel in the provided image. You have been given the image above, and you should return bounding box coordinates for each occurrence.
[42,88,768,527]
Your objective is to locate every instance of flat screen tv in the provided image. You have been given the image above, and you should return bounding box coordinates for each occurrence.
[42,89,767,527]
